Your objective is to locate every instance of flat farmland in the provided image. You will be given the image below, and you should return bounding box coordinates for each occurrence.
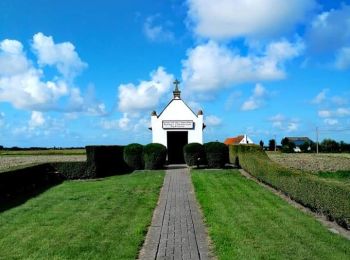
[0,155,86,172]
[267,152,350,173]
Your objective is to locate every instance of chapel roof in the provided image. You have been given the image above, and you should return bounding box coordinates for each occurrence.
[156,79,199,118]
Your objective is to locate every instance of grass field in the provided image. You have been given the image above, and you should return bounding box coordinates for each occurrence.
[192,170,350,260]
[0,171,164,259]
[0,149,86,156]
[267,151,350,173]
[0,155,86,172]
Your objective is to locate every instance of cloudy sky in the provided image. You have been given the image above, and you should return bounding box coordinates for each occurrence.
[0,0,349,147]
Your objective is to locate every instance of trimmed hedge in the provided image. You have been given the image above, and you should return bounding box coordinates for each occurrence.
[123,143,144,170]
[183,143,206,166]
[229,144,350,229]
[143,143,166,170]
[204,142,228,168]
[86,145,130,177]
[51,162,88,179]
[0,164,63,201]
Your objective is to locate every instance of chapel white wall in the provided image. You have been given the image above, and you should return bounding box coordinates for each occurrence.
[151,99,203,147]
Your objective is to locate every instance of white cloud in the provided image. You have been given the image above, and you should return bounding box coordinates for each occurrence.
[100,114,149,132]
[118,67,174,113]
[307,5,350,53]
[205,115,221,126]
[241,100,259,111]
[0,33,105,115]
[0,39,31,76]
[143,16,174,42]
[118,113,131,130]
[32,32,87,79]
[318,110,331,118]
[68,85,107,116]
[241,83,267,111]
[29,111,45,128]
[331,96,348,106]
[335,47,350,70]
[312,89,327,104]
[269,113,299,132]
[181,40,304,92]
[0,112,4,127]
[317,108,350,118]
[101,118,121,130]
[269,113,285,122]
[336,108,350,117]
[287,122,299,132]
[187,0,317,39]
[324,118,338,126]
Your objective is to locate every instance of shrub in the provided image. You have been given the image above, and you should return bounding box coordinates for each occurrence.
[123,143,144,170]
[229,144,350,229]
[143,143,166,170]
[183,143,206,166]
[204,142,228,168]
[51,162,89,179]
[85,145,130,177]
[0,164,63,201]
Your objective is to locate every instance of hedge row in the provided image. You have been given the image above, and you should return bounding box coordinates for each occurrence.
[86,143,167,175]
[51,162,89,179]
[86,145,130,177]
[183,142,228,168]
[123,143,144,170]
[183,143,206,166]
[229,144,350,229]
[0,143,167,202]
[0,164,63,201]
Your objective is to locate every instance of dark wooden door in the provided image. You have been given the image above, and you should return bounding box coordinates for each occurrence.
[167,131,188,164]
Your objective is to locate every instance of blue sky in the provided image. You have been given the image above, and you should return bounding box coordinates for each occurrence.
[0,0,350,147]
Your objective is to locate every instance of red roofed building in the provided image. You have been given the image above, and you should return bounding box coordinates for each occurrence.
[224,134,254,145]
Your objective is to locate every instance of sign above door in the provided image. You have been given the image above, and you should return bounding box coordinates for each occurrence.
[162,120,194,129]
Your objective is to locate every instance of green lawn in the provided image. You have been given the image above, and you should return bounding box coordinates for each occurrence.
[192,170,350,260]
[0,171,164,259]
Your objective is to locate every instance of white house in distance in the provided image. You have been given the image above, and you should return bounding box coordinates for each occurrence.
[150,80,204,163]
[224,135,254,145]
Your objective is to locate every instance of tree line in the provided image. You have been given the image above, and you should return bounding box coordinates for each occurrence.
[259,138,350,153]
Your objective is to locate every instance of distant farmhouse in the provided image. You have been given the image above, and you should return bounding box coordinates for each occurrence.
[284,137,312,152]
[224,135,254,145]
[150,80,205,164]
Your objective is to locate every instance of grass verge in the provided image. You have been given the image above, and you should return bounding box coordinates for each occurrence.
[318,171,350,183]
[0,170,164,259]
[192,170,350,260]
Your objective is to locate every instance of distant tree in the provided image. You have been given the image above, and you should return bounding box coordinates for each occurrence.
[0,145,3,150]
[309,141,316,152]
[300,141,311,153]
[281,138,295,153]
[320,139,339,153]
[268,139,276,151]
[259,140,264,149]
[340,141,350,153]
[281,137,289,147]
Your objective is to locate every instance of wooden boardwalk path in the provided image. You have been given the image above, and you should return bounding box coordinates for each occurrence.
[139,165,212,260]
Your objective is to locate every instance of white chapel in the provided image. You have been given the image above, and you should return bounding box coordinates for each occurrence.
[150,80,205,163]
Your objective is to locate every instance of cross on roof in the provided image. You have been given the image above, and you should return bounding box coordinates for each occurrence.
[173,79,180,91]
[173,79,181,99]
